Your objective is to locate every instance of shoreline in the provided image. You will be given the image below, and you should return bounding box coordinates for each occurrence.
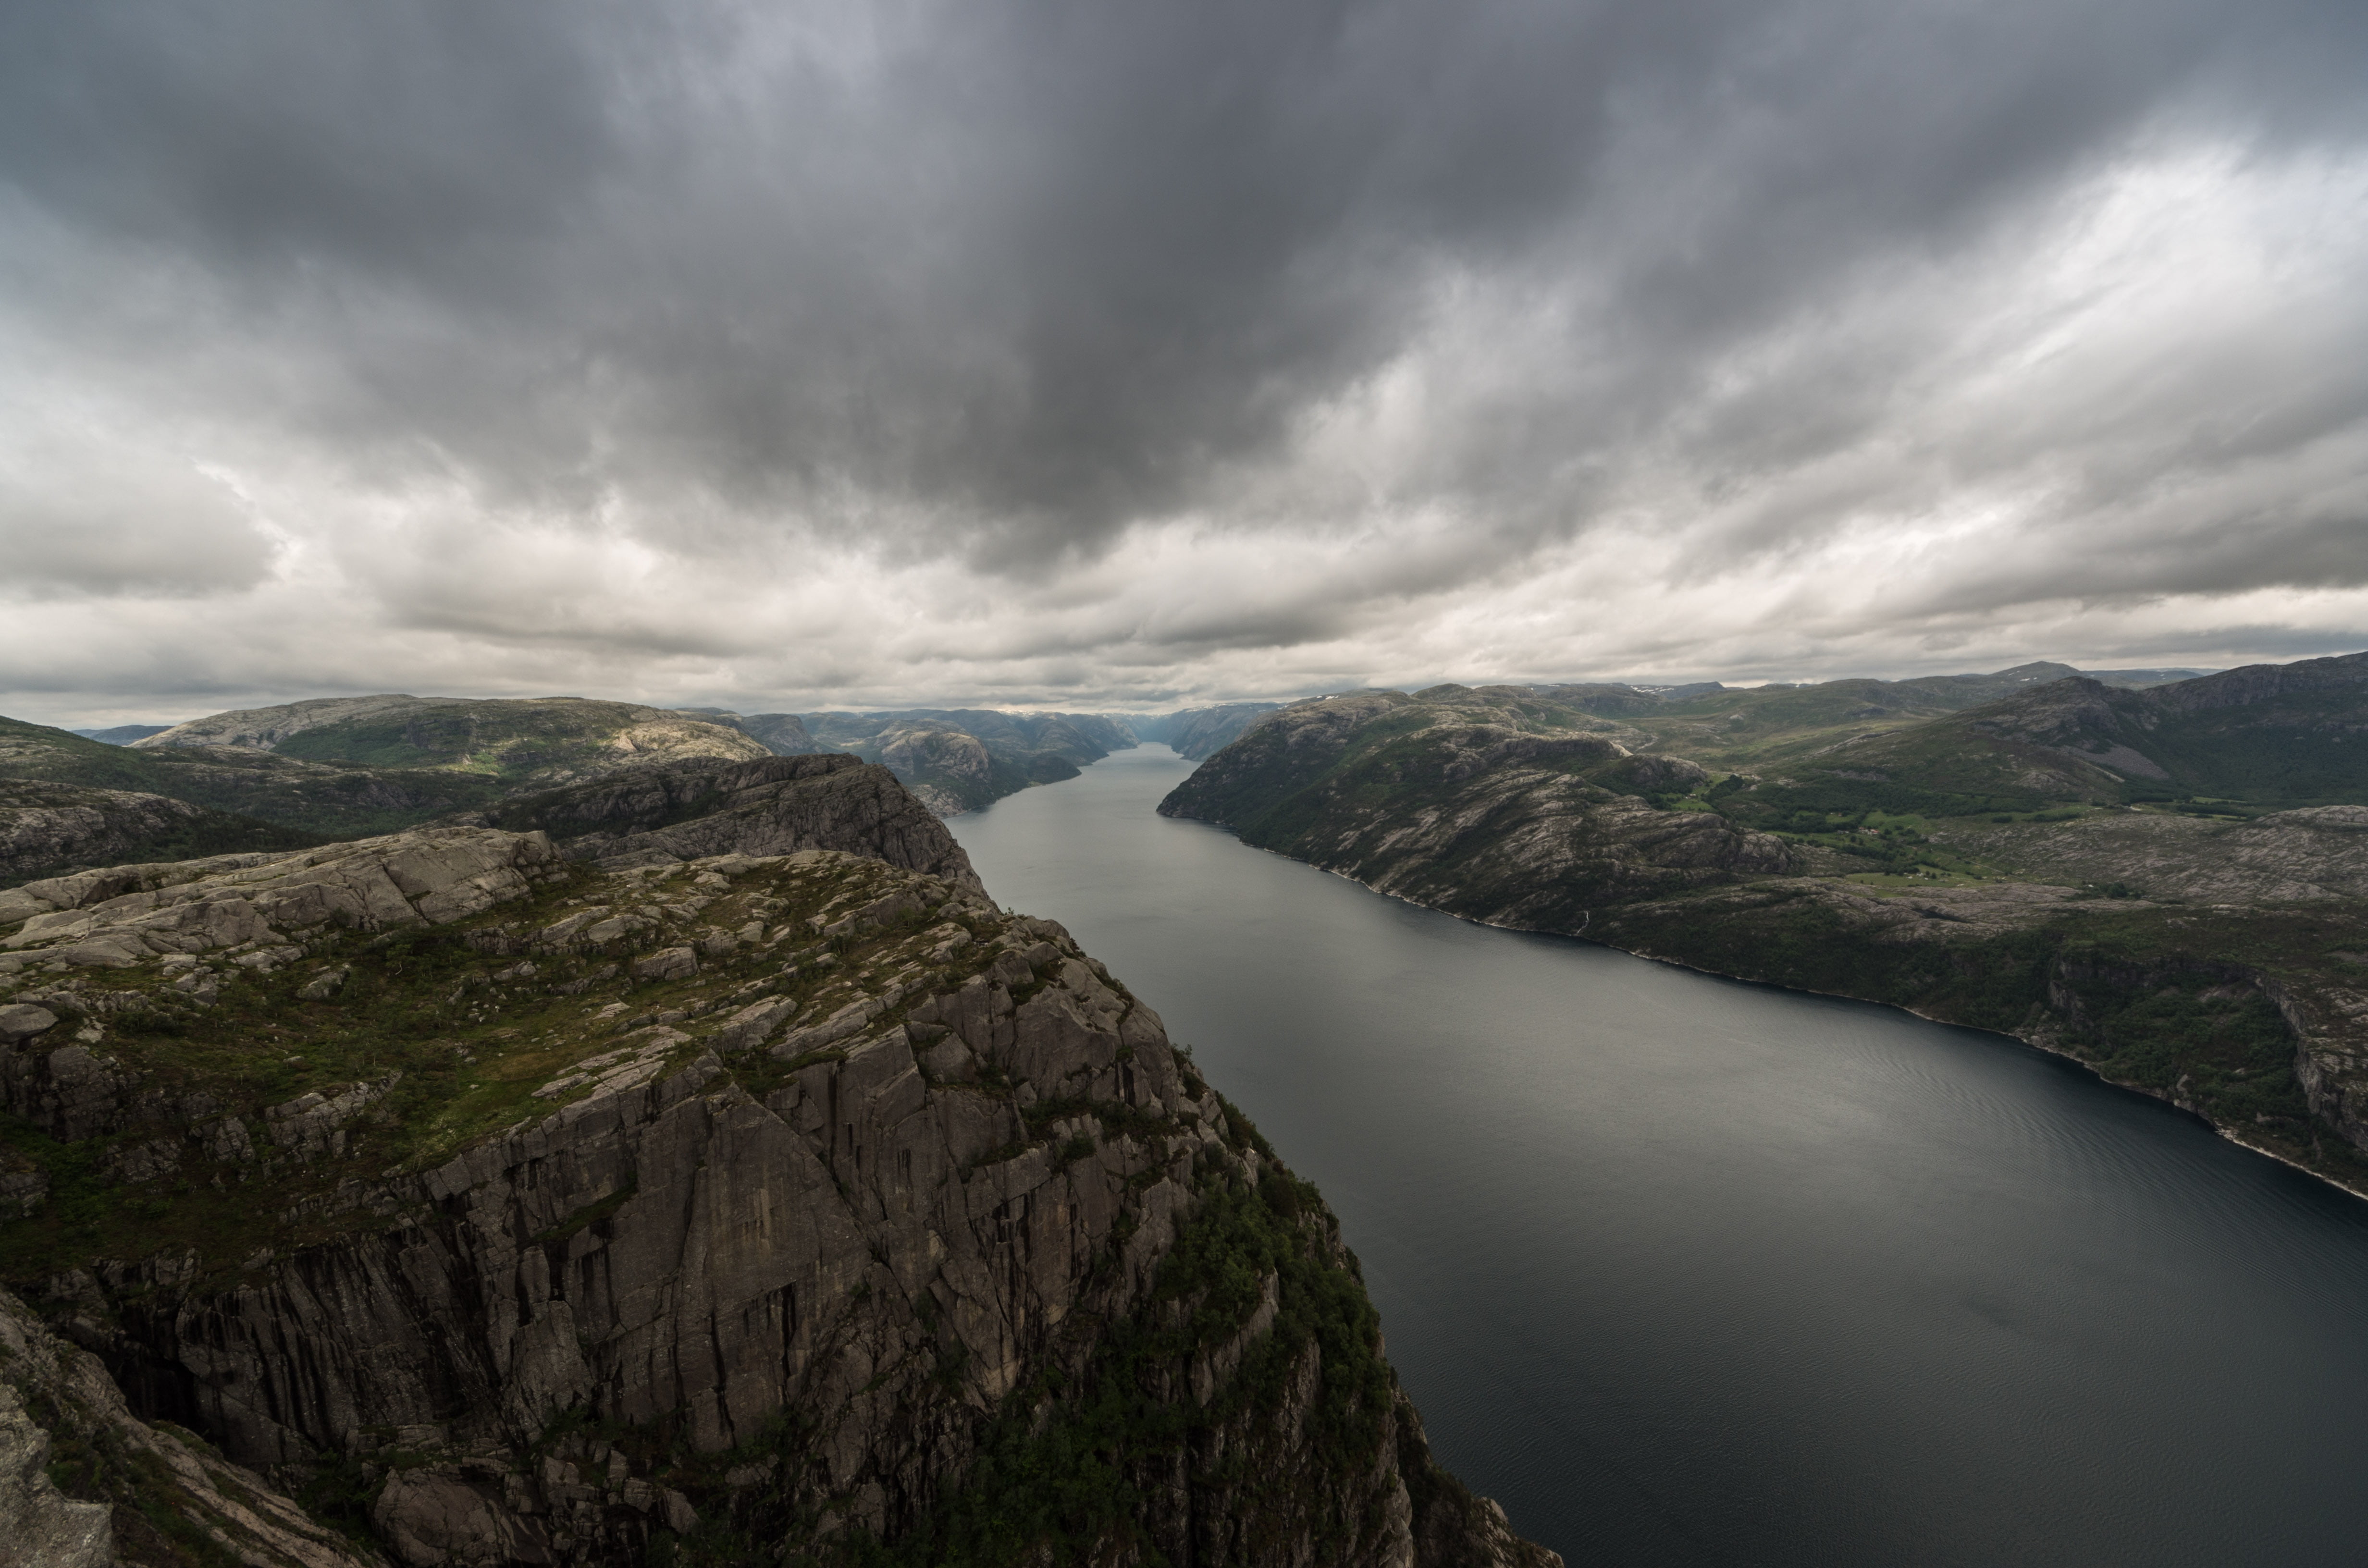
[1258,838,2368,1207]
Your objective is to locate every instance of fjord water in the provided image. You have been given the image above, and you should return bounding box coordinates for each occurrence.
[950,747,2368,1566]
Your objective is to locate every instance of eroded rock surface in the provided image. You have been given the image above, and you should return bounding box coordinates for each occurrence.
[0,1286,376,1568]
[1161,691,1790,926]
[480,754,985,891]
[0,832,1553,1565]
[0,779,319,893]
[0,828,562,965]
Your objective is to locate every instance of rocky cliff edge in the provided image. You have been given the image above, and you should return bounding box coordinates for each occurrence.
[0,822,1554,1564]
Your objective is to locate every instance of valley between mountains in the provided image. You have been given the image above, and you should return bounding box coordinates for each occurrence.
[0,731,1551,1564]
[7,650,2364,1565]
[1158,652,2368,1199]
[6,697,1281,890]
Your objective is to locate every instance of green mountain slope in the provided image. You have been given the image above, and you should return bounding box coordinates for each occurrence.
[1768,652,2368,819]
[1,698,787,879]
[1545,661,2215,772]
[1158,660,2368,1201]
[139,695,772,786]
[0,714,502,841]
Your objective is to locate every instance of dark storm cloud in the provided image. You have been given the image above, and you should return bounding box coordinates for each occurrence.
[4,0,2354,545]
[2,0,2365,720]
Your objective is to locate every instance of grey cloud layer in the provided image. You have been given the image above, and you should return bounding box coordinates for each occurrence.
[1,0,2364,717]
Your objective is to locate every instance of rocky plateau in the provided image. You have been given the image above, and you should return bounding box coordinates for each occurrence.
[0,753,1555,1567]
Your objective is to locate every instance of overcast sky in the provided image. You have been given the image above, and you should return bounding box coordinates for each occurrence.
[5,0,2366,726]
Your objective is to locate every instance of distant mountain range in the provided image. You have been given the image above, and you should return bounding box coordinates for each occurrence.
[1,694,1293,888]
[799,710,1137,815]
[69,724,171,745]
[1128,703,1285,760]
[0,697,785,886]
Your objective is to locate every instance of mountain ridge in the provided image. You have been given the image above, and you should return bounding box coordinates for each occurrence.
[1159,656,2368,1200]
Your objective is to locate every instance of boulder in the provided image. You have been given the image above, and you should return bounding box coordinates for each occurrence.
[630,946,698,983]
[0,1004,58,1044]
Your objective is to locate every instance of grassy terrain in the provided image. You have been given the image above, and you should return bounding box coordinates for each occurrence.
[0,853,987,1285]
[263,698,765,784]
[0,713,506,839]
[1747,663,2368,814]
[1605,679,1979,768]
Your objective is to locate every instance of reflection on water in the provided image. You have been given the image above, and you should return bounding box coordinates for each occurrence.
[951,746,2368,1567]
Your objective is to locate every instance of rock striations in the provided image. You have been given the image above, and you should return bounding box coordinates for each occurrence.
[0,766,1556,1564]
[0,1284,375,1568]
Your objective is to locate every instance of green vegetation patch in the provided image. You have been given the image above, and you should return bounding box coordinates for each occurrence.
[0,850,1001,1289]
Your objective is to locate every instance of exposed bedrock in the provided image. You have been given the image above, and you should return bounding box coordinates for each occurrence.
[478,753,984,891]
[0,808,1550,1565]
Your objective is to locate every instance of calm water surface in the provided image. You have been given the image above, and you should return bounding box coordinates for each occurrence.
[950,746,2368,1567]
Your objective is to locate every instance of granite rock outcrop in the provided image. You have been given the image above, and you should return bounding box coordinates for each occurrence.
[478,753,984,891]
[803,710,1139,816]
[0,778,319,890]
[1159,688,1787,921]
[0,787,1554,1564]
[0,1284,376,1568]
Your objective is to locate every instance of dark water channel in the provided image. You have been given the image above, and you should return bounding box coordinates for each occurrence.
[949,746,2368,1566]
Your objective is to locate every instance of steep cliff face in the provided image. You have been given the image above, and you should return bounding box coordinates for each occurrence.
[0,1285,375,1568]
[478,754,982,891]
[0,816,1554,1562]
[875,729,1000,817]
